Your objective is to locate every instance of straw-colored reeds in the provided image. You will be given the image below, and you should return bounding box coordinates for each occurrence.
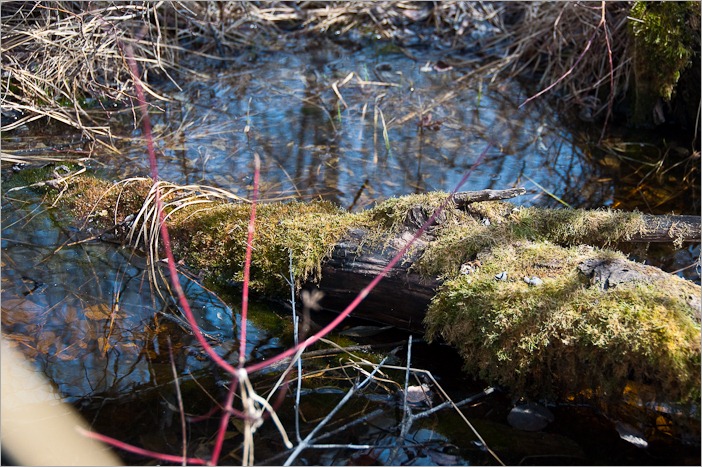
[2,2,697,149]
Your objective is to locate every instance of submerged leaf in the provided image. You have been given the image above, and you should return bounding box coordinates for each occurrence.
[84,303,112,320]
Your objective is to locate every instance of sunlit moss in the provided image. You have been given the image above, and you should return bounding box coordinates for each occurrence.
[20,170,700,405]
[628,2,699,126]
[168,200,366,295]
[416,206,650,276]
[424,241,701,404]
[630,1,697,101]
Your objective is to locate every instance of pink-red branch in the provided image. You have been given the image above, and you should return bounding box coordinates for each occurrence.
[239,154,261,367]
[245,144,492,374]
[76,427,208,465]
[123,44,238,377]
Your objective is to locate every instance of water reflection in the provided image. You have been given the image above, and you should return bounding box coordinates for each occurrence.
[89,39,615,213]
[0,191,258,404]
[1,37,699,465]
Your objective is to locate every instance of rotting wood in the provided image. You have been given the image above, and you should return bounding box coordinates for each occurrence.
[20,174,698,334]
[308,221,701,333]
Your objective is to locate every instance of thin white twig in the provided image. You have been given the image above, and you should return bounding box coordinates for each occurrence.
[282,355,390,466]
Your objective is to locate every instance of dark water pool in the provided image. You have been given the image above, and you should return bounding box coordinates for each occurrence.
[2,37,699,465]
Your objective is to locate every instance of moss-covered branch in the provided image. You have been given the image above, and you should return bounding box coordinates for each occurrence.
[12,170,700,409]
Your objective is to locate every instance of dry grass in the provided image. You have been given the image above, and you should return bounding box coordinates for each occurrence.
[1,1,637,147]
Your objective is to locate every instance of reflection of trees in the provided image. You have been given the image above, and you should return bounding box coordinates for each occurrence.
[128,42,675,212]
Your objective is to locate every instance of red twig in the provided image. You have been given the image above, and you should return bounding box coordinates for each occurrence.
[210,376,240,465]
[123,44,238,377]
[245,143,492,374]
[87,41,239,467]
[76,427,208,465]
[239,154,260,367]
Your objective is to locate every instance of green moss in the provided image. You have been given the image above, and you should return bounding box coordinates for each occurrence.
[628,2,699,126]
[366,192,458,231]
[169,200,363,295]
[416,206,649,277]
[25,173,700,406]
[630,2,697,101]
[425,241,701,404]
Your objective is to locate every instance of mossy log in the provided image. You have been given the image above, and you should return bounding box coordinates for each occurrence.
[19,172,702,412]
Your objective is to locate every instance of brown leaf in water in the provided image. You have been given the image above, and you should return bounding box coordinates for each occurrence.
[1,298,45,325]
[36,331,57,354]
[84,303,112,320]
[62,304,80,324]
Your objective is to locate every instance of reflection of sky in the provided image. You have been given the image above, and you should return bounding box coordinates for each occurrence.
[111,40,611,210]
[0,194,275,401]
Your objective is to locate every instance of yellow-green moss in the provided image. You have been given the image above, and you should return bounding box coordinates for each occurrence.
[19,170,699,405]
[417,206,649,276]
[630,1,697,101]
[424,241,701,404]
[167,200,368,295]
[628,2,699,126]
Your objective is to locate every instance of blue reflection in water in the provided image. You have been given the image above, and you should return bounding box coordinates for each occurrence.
[104,40,607,211]
[0,192,271,402]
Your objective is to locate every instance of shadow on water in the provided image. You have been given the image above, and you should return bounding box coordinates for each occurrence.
[2,37,700,465]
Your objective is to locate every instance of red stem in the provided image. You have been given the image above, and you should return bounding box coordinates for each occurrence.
[123,45,238,376]
[245,144,492,374]
[239,154,260,366]
[209,376,240,465]
[76,427,208,465]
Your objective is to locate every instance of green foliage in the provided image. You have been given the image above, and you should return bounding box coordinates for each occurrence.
[169,201,360,294]
[630,1,698,100]
[26,172,700,406]
[416,206,649,277]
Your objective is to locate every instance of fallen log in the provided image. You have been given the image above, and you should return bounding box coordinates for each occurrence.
[13,171,701,415]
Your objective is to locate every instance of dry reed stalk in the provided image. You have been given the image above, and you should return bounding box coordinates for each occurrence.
[1,1,184,150]
[2,0,637,153]
[477,2,632,122]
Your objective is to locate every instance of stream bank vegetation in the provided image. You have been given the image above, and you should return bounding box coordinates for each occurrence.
[2,2,699,185]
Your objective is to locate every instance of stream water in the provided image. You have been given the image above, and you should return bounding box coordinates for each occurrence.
[2,36,700,465]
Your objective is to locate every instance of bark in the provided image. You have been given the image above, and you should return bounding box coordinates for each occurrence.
[310,211,700,332]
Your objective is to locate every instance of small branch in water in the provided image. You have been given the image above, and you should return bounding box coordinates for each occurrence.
[167,336,187,465]
[453,187,526,209]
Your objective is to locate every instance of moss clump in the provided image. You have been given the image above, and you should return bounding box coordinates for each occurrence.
[366,192,462,231]
[416,206,649,277]
[630,2,697,101]
[628,2,699,126]
[168,201,362,295]
[425,241,701,404]
[19,171,699,407]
